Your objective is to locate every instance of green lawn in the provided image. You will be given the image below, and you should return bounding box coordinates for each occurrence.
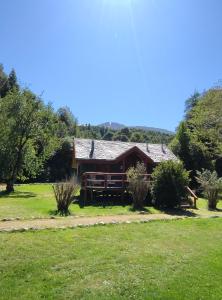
[0,184,160,219]
[0,218,222,299]
[0,184,221,219]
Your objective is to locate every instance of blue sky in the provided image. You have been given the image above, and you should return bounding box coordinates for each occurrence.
[1,0,222,131]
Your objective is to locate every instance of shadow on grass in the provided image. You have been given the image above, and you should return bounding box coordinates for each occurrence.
[208,208,222,212]
[159,208,198,217]
[129,207,154,214]
[75,193,133,208]
[0,190,36,199]
[48,209,73,217]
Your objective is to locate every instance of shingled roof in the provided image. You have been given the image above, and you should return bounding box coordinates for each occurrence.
[74,138,177,163]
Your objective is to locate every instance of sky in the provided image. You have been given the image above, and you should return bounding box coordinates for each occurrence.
[1,0,222,131]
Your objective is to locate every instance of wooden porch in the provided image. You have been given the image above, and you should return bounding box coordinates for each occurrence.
[79,172,198,208]
[80,172,151,203]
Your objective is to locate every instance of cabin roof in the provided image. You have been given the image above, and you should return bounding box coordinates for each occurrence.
[74,138,177,163]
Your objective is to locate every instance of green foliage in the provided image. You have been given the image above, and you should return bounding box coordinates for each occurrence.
[184,91,201,119]
[196,169,222,210]
[171,88,222,182]
[0,89,59,191]
[102,130,114,141]
[151,161,190,208]
[0,65,19,98]
[120,127,130,136]
[0,64,9,98]
[7,69,19,91]
[127,162,150,209]
[78,125,174,144]
[57,106,78,137]
[187,89,222,160]
[113,133,129,142]
[170,122,191,168]
[130,132,143,142]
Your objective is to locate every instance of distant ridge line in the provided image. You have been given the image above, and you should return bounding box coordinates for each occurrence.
[97,122,174,135]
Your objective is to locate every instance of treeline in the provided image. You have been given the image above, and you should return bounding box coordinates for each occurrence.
[77,124,173,144]
[0,65,173,186]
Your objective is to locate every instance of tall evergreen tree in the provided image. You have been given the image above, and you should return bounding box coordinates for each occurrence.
[8,69,19,91]
[184,91,201,119]
[0,64,9,98]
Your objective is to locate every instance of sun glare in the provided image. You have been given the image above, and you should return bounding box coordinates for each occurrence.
[103,0,135,7]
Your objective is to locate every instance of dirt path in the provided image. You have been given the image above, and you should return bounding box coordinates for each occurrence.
[0,213,221,232]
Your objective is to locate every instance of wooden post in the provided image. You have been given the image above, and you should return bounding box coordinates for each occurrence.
[84,189,87,206]
[123,159,126,172]
[76,162,79,178]
[105,174,107,190]
[194,197,197,209]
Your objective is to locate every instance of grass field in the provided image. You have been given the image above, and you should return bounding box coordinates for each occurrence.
[0,184,160,219]
[0,184,221,219]
[0,218,222,299]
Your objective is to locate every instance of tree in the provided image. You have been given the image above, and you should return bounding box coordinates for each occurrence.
[196,169,222,210]
[103,131,114,141]
[187,89,222,169]
[40,139,73,182]
[130,132,143,143]
[170,121,206,176]
[8,69,19,91]
[151,161,190,208]
[120,127,130,137]
[0,89,59,192]
[113,133,129,142]
[57,106,78,137]
[171,88,222,183]
[184,91,200,119]
[0,64,9,98]
[170,122,191,169]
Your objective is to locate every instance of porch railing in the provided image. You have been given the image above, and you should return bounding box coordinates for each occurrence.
[81,172,152,190]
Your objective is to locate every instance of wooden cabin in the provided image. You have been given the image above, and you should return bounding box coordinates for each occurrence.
[72,139,197,206]
[72,138,177,176]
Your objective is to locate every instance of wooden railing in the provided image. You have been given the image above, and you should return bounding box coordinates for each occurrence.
[82,172,151,190]
[186,186,198,208]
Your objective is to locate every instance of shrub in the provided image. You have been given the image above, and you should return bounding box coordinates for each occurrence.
[53,177,79,215]
[127,162,150,210]
[151,161,189,208]
[196,169,222,210]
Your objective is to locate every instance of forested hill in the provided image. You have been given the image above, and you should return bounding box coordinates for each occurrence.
[98,122,174,135]
[77,124,174,145]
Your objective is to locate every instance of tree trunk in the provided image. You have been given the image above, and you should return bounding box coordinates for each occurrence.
[208,201,217,210]
[6,181,14,193]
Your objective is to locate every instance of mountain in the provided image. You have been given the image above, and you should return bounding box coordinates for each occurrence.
[98,122,174,135]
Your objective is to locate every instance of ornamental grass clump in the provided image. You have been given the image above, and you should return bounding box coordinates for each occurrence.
[196,169,222,210]
[53,177,79,215]
[127,162,150,210]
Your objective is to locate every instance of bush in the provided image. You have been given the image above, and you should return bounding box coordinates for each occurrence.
[151,161,190,208]
[196,169,222,210]
[127,162,150,210]
[53,177,79,215]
